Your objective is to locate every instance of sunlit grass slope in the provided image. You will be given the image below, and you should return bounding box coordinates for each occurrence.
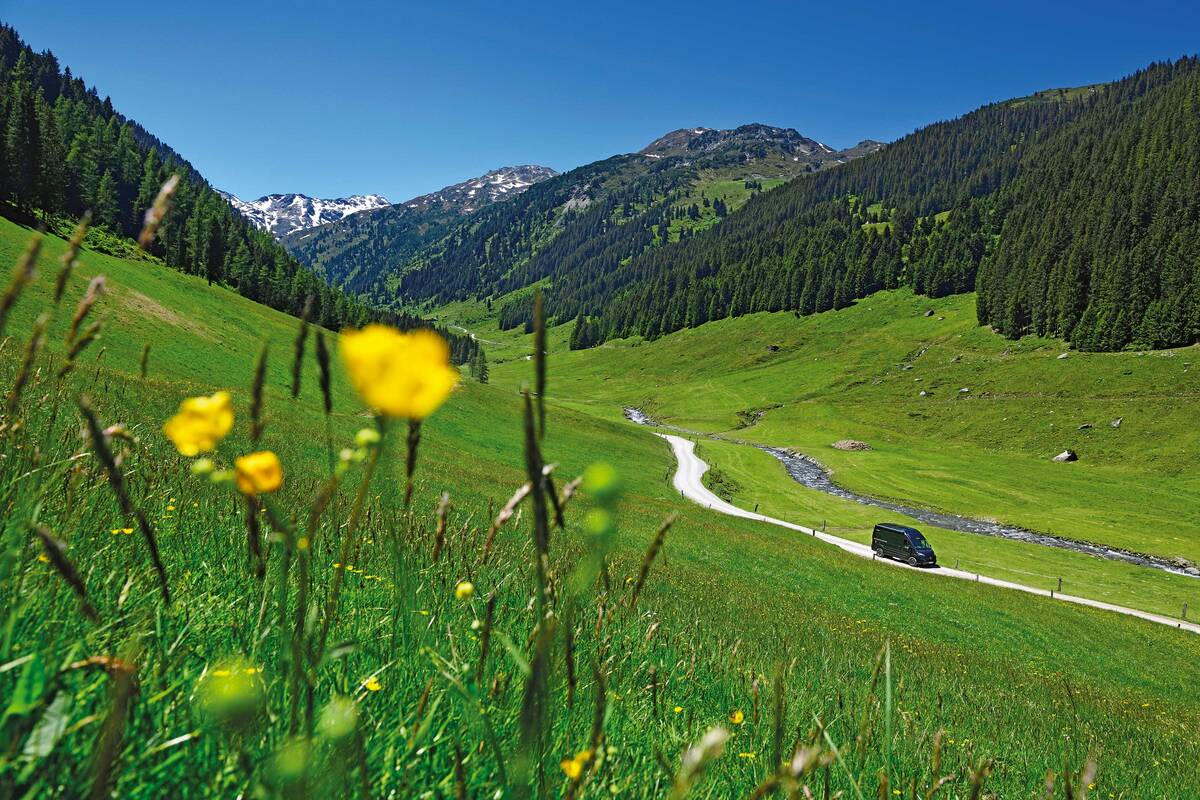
[3,218,1200,797]
[489,290,1200,570]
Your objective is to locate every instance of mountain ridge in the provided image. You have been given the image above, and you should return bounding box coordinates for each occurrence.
[281,164,560,291]
[218,191,391,238]
[292,122,881,305]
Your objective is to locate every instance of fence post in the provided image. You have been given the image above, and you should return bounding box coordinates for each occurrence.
[1057,577,1063,594]
[1184,602,1189,620]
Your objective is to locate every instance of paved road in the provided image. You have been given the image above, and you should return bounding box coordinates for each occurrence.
[659,432,1200,636]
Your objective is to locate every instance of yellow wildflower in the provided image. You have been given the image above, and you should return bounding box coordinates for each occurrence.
[729,709,745,725]
[738,752,756,759]
[234,451,283,495]
[363,676,382,692]
[560,749,592,780]
[163,391,233,456]
[455,580,474,600]
[673,705,683,714]
[339,326,457,419]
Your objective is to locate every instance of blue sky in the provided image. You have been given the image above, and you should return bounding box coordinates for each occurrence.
[4,1,1197,201]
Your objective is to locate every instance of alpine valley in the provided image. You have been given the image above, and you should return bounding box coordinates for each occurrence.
[2,13,1200,800]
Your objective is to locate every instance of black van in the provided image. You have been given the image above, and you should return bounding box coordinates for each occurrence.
[871,523,937,567]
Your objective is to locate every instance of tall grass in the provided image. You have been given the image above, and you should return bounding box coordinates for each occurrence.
[0,222,1171,798]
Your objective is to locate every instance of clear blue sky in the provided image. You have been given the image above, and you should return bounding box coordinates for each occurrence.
[4,1,1196,201]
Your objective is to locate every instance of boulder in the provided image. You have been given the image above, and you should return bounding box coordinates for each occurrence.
[1052,450,1078,462]
[1110,417,1123,428]
[766,344,780,352]
[1057,352,1069,359]
[918,390,928,397]
[832,439,872,451]
[1077,423,1092,430]
[923,309,934,317]
[958,387,970,394]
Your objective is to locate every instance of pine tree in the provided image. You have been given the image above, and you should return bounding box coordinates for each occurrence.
[475,348,489,384]
[4,56,40,208]
[91,169,120,230]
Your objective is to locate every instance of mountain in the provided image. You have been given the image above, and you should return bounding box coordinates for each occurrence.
[301,124,880,308]
[282,165,558,292]
[553,58,1200,352]
[639,123,882,166]
[218,191,390,238]
[0,24,480,361]
[396,165,559,213]
[225,165,558,242]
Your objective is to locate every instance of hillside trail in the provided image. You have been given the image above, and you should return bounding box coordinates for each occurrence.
[656,431,1200,636]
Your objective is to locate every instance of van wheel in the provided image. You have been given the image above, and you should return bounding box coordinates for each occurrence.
[873,546,884,558]
[907,556,918,566]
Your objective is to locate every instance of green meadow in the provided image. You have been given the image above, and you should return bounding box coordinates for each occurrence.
[2,217,1200,797]
[472,288,1200,619]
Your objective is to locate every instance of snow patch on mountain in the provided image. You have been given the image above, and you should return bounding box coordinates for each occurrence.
[402,165,559,214]
[218,191,390,238]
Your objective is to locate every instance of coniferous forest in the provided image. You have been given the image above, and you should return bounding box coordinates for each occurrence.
[0,25,479,362]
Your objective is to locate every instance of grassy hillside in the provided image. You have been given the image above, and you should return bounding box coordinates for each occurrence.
[481,289,1200,617]
[3,218,1200,797]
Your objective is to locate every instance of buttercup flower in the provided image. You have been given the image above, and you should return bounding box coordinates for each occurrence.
[234,451,283,495]
[339,326,457,419]
[363,676,382,692]
[163,391,233,456]
[729,709,745,725]
[560,749,592,780]
[455,580,474,600]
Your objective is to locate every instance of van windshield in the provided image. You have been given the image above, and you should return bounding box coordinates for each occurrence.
[907,533,930,548]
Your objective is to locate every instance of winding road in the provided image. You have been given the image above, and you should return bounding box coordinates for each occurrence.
[658,432,1200,636]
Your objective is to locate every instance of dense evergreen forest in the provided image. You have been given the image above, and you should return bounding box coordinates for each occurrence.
[0,25,479,363]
